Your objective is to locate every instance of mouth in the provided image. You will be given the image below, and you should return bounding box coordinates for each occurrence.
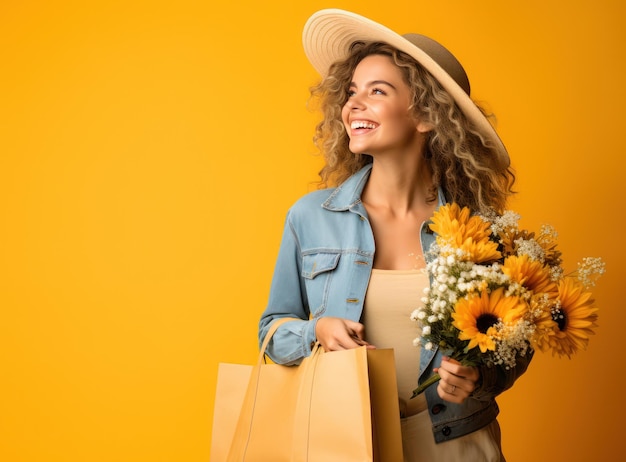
[349,120,379,135]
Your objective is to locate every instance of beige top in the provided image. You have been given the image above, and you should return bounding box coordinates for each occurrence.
[362,269,429,418]
[363,270,504,462]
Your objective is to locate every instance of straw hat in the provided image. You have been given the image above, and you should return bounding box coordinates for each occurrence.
[302,8,508,162]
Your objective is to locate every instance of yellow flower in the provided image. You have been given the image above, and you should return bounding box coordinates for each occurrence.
[499,228,562,266]
[430,203,501,263]
[502,254,559,298]
[528,295,558,349]
[452,288,528,353]
[542,277,599,358]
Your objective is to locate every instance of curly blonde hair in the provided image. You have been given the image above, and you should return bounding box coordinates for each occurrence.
[310,41,515,213]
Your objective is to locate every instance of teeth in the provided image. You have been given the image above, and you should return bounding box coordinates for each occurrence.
[351,121,377,129]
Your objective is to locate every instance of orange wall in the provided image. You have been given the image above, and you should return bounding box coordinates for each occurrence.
[0,1,623,460]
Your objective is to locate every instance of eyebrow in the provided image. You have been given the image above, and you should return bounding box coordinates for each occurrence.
[348,79,397,90]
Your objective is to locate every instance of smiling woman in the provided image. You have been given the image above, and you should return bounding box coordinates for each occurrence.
[258,8,521,461]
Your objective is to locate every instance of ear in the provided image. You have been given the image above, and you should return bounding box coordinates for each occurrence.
[416,120,434,133]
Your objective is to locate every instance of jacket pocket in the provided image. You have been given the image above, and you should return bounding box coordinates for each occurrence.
[301,252,340,279]
[301,252,341,316]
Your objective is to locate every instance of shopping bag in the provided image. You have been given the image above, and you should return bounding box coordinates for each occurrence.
[210,318,403,461]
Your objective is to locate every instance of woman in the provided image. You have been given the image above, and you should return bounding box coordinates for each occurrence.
[258,9,530,461]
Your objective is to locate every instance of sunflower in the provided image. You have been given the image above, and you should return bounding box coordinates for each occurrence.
[528,294,559,350]
[541,277,599,358]
[452,287,528,353]
[430,203,501,263]
[502,254,559,299]
[499,228,561,264]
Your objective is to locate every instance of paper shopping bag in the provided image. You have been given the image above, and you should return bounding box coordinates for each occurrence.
[210,318,403,461]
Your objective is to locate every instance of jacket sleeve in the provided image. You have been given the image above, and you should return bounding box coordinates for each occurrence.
[258,209,318,365]
[471,349,534,401]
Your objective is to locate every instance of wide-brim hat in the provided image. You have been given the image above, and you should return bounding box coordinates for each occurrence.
[302,8,508,163]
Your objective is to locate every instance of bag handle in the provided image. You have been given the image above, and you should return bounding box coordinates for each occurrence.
[291,342,325,461]
[227,317,300,461]
[256,317,297,364]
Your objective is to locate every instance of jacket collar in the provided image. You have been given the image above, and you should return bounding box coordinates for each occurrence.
[321,163,447,212]
[321,164,373,212]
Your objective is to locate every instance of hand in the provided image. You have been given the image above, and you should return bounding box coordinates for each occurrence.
[435,357,480,404]
[314,317,375,351]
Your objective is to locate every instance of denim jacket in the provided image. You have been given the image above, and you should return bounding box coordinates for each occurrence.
[259,163,532,443]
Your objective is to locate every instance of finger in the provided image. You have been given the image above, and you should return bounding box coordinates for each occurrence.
[442,356,461,366]
[350,336,367,346]
[437,380,471,404]
[438,379,457,394]
[437,381,460,401]
[333,327,365,350]
[345,320,366,340]
[338,335,364,350]
[439,368,476,395]
[439,358,465,377]
[439,359,477,383]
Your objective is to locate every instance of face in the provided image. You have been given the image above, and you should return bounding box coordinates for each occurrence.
[341,54,430,157]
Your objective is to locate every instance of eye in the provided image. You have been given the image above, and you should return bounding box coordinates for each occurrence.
[346,89,356,97]
[371,87,386,95]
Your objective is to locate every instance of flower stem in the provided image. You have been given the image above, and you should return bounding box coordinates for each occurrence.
[411,373,441,399]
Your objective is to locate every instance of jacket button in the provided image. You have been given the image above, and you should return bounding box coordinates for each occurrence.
[431,404,446,415]
[442,426,452,436]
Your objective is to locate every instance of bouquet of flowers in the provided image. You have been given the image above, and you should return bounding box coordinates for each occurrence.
[411,203,605,396]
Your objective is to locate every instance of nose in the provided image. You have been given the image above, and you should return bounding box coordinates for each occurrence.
[345,93,365,111]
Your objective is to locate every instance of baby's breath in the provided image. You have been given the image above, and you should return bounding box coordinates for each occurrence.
[490,209,520,235]
[576,257,606,289]
[515,238,545,262]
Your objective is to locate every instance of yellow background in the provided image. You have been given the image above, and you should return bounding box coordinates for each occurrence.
[1,1,623,460]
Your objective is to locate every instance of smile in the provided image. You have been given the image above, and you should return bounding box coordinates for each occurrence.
[350,120,378,130]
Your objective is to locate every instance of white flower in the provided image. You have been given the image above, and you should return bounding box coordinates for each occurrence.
[577,257,606,288]
[539,224,558,240]
[515,238,545,262]
[491,210,520,234]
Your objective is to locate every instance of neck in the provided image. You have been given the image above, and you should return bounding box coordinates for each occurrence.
[362,156,435,216]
